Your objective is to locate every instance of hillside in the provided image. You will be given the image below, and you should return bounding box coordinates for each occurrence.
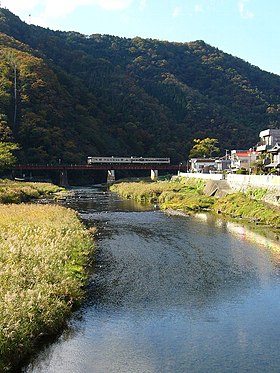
[0,8,280,164]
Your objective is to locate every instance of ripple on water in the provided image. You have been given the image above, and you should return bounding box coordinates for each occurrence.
[24,188,280,373]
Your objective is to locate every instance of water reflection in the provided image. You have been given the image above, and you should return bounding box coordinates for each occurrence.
[61,187,152,214]
[24,188,280,373]
[194,213,280,275]
[195,212,280,253]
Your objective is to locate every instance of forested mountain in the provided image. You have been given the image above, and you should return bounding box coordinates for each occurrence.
[0,8,280,164]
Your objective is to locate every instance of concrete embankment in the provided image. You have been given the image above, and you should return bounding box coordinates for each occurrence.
[203,179,233,198]
[179,173,280,206]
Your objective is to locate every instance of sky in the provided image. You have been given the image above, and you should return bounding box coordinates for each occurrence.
[1,0,280,76]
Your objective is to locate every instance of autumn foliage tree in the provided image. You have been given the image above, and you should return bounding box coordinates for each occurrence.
[189,138,220,158]
[1,8,280,164]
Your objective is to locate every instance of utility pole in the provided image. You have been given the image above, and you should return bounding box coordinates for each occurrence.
[13,63,17,132]
[248,148,252,175]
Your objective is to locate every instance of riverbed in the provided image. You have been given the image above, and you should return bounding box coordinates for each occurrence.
[23,187,280,373]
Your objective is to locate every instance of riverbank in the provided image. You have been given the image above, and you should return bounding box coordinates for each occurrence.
[0,179,65,203]
[110,179,280,229]
[110,179,214,211]
[214,193,280,227]
[0,183,94,372]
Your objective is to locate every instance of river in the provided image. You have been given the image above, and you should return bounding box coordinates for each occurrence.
[23,187,280,373]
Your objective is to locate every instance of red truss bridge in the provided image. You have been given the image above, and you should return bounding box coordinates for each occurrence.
[14,162,188,185]
[14,164,186,171]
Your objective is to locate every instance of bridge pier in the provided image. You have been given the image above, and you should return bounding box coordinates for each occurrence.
[107,170,116,184]
[59,169,69,187]
[151,169,158,181]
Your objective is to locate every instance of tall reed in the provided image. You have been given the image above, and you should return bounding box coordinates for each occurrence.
[0,204,93,371]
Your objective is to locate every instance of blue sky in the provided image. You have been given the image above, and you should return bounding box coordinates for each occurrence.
[2,0,280,75]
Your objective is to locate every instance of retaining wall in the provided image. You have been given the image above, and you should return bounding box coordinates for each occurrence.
[226,174,280,190]
[179,172,280,205]
[179,172,280,189]
[178,172,223,181]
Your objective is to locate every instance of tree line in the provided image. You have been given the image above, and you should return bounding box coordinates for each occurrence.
[0,8,280,167]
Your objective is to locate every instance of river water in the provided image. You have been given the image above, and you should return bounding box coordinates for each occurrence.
[24,188,280,373]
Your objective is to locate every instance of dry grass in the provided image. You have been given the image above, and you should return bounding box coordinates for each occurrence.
[0,179,65,203]
[0,204,93,371]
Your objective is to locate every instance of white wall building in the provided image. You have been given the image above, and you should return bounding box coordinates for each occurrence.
[256,129,280,152]
[267,143,280,169]
[230,150,258,171]
[190,158,217,173]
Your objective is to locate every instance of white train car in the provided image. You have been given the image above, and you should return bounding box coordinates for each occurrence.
[87,156,170,164]
[132,157,170,164]
[87,157,131,164]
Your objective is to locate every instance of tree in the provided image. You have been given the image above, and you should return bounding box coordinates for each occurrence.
[0,114,13,141]
[0,142,19,173]
[189,138,220,158]
[252,151,270,174]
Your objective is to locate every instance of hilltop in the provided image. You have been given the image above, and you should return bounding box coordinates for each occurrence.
[0,8,280,164]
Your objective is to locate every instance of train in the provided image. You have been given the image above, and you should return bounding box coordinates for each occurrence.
[87,156,170,164]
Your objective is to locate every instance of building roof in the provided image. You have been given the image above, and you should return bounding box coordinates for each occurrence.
[259,128,280,137]
[232,151,258,157]
[191,158,216,163]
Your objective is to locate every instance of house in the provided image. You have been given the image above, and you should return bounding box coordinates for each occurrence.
[266,143,280,169]
[215,158,231,172]
[256,129,280,152]
[230,149,258,172]
[190,158,217,173]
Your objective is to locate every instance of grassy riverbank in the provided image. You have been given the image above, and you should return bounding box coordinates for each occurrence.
[0,179,65,203]
[111,179,280,228]
[0,202,94,371]
[110,179,214,211]
[214,193,280,227]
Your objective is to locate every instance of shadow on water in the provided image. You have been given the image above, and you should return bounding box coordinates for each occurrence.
[22,187,280,373]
